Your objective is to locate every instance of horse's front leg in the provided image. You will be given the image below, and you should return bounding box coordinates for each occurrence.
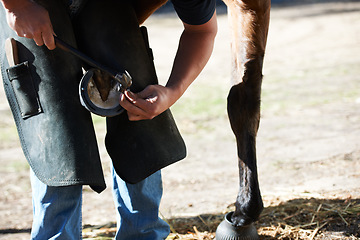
[224,0,271,227]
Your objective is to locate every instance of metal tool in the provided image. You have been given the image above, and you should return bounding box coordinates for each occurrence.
[54,36,132,92]
[54,36,132,117]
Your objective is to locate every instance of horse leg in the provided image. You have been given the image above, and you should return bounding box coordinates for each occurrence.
[223,0,271,227]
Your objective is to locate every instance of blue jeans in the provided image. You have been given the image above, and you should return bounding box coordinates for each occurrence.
[30,167,170,240]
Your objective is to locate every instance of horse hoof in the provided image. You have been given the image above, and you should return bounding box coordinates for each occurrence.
[79,69,124,117]
[215,212,259,240]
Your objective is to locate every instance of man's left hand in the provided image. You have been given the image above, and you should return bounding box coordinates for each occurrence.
[119,85,177,121]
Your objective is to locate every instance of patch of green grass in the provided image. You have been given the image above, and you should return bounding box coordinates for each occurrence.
[171,84,228,121]
[170,83,229,135]
[261,60,360,114]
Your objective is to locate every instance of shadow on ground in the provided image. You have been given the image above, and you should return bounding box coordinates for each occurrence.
[0,194,358,238]
[164,198,360,239]
[63,198,360,239]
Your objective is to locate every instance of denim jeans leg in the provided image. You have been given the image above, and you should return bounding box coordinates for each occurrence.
[111,165,170,240]
[30,169,83,240]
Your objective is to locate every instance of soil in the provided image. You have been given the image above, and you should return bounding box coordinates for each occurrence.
[0,1,360,239]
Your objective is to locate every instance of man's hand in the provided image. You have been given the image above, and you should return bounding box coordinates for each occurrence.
[2,0,56,49]
[119,85,177,121]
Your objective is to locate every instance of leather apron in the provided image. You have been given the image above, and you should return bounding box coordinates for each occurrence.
[0,0,186,192]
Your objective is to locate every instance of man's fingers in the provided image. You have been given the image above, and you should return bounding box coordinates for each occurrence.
[123,90,137,104]
[32,32,44,46]
[135,86,153,99]
[119,92,147,116]
[32,31,55,50]
[125,90,157,108]
[120,91,158,120]
[31,25,56,50]
[124,91,149,109]
[42,30,56,50]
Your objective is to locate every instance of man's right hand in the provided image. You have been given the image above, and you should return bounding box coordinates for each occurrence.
[2,0,56,50]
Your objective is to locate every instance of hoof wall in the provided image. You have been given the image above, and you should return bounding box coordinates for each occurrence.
[215,212,259,240]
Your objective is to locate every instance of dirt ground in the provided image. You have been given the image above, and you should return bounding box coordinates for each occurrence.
[0,1,360,239]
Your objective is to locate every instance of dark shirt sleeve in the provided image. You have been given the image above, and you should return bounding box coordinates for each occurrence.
[171,0,216,25]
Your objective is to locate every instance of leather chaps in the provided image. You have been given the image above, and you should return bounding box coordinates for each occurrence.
[0,0,186,193]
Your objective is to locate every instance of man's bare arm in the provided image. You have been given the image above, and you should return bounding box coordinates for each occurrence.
[119,12,218,121]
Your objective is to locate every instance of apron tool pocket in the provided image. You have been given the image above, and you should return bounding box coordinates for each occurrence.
[6,61,42,119]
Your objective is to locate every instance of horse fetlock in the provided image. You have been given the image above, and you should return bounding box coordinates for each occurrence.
[232,192,264,226]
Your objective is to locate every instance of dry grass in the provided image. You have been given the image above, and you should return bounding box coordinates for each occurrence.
[257,198,360,240]
[82,197,360,240]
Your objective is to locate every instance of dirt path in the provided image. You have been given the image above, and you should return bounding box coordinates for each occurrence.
[0,2,360,239]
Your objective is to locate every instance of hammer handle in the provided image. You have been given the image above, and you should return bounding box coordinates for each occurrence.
[54,36,121,77]
[5,38,19,67]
